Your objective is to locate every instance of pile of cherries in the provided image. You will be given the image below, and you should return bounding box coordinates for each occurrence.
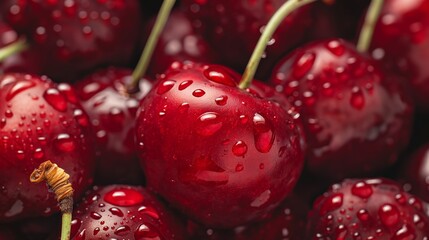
[0,0,429,239]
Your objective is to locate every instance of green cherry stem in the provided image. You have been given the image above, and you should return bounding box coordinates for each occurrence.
[30,161,74,240]
[129,0,176,92]
[356,0,384,52]
[0,38,28,62]
[239,0,316,89]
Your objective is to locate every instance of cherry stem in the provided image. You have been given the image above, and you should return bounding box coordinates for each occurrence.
[239,0,316,89]
[129,0,176,92]
[356,0,384,53]
[30,161,74,240]
[0,38,28,62]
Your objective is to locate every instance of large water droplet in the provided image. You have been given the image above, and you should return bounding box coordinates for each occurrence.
[232,141,247,157]
[215,95,228,106]
[90,212,102,220]
[178,80,193,90]
[379,204,400,227]
[351,181,373,199]
[357,209,370,222]
[43,88,67,112]
[350,87,365,110]
[326,40,345,56]
[157,80,176,95]
[320,193,343,215]
[6,80,36,101]
[114,225,131,236]
[193,89,206,97]
[134,224,160,239]
[54,133,76,152]
[394,224,416,240]
[109,207,124,217]
[203,66,237,86]
[292,52,315,79]
[250,190,271,207]
[253,113,274,153]
[104,188,144,206]
[196,112,222,136]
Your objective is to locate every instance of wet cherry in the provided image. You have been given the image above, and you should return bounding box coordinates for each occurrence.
[136,61,306,228]
[0,73,95,222]
[270,38,413,180]
[0,0,143,82]
[307,178,429,239]
[74,67,152,184]
[70,185,186,240]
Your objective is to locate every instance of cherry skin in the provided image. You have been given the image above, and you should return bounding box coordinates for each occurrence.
[307,178,429,239]
[181,0,312,79]
[0,73,95,222]
[0,0,142,82]
[136,61,306,228]
[370,0,429,112]
[144,10,219,76]
[70,185,186,240]
[270,39,414,180]
[399,144,429,202]
[74,67,152,184]
[187,194,308,240]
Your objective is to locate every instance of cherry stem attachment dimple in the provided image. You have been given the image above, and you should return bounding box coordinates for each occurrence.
[239,0,316,89]
[129,0,176,93]
[30,161,73,240]
[0,38,28,62]
[357,0,384,53]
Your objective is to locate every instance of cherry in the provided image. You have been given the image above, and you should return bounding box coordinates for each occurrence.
[399,144,429,202]
[370,0,429,112]
[270,38,413,180]
[0,73,95,222]
[135,61,306,228]
[74,67,152,184]
[187,194,308,240]
[181,0,313,79]
[70,185,186,239]
[0,0,142,82]
[144,10,219,76]
[307,178,429,239]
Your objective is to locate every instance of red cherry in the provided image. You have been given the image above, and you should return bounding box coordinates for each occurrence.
[270,38,413,180]
[370,0,429,112]
[1,0,142,82]
[145,10,218,76]
[136,61,306,228]
[0,73,95,221]
[74,67,152,184]
[307,178,429,239]
[399,144,429,202]
[181,0,312,79]
[70,185,186,240]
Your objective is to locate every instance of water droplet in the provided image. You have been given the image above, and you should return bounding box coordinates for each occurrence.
[178,102,189,113]
[114,225,130,236]
[157,80,176,95]
[58,83,78,104]
[16,150,25,160]
[215,95,228,106]
[134,224,160,239]
[43,88,67,112]
[5,110,13,118]
[33,148,44,159]
[192,89,206,97]
[320,193,343,215]
[196,112,222,136]
[350,87,365,110]
[326,40,345,56]
[253,113,274,153]
[104,188,144,206]
[232,141,247,157]
[379,204,400,227]
[93,227,100,236]
[0,118,6,128]
[239,115,248,124]
[54,133,76,152]
[178,80,193,90]
[109,207,124,217]
[351,181,373,198]
[293,52,315,79]
[90,212,102,220]
[394,224,416,240]
[203,66,237,86]
[6,80,36,101]
[138,206,160,219]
